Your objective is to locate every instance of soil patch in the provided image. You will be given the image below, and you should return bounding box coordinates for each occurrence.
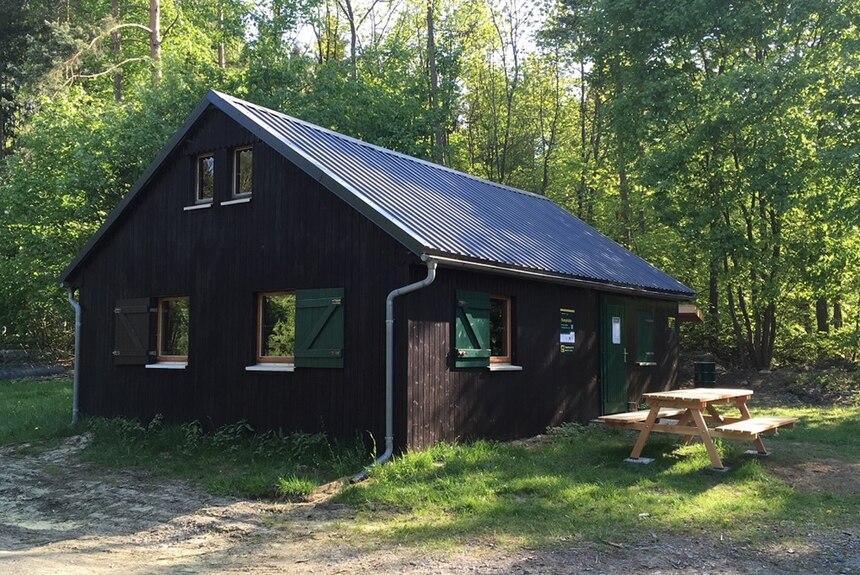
[767,458,860,496]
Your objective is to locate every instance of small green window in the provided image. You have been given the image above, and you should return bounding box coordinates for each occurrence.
[636,310,655,363]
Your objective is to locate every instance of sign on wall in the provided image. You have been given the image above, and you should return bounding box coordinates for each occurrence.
[560,308,576,354]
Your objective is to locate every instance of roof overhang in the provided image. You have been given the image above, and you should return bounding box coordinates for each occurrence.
[425,253,696,301]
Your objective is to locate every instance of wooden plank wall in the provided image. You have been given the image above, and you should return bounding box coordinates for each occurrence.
[401,268,680,450]
[401,267,601,450]
[71,107,412,443]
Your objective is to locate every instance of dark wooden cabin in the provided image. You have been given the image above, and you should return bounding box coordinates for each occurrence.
[60,90,695,451]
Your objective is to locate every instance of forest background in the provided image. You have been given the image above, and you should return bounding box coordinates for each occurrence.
[0,0,858,370]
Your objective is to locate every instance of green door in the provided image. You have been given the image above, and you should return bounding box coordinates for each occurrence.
[601,298,628,414]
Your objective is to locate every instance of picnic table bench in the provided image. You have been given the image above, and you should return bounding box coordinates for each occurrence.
[597,388,797,471]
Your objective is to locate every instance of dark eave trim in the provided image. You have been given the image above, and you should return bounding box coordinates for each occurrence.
[426,253,696,301]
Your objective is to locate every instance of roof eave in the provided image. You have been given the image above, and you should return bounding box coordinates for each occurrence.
[207,90,429,257]
[425,253,696,301]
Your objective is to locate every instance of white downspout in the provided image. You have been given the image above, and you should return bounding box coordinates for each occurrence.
[67,288,82,426]
[352,258,437,481]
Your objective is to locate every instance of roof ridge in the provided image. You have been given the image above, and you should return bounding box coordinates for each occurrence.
[212,90,553,203]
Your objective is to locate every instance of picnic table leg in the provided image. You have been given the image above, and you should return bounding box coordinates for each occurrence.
[675,410,695,445]
[736,400,768,455]
[689,409,726,470]
[706,404,725,423]
[628,407,662,461]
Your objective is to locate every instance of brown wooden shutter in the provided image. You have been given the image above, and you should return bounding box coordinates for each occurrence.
[113,298,153,365]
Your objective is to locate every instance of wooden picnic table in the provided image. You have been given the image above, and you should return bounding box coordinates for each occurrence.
[597,387,797,471]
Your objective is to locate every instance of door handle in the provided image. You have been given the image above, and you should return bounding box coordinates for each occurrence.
[623,348,628,363]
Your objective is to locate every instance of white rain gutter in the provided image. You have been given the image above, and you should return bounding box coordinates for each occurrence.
[67,288,82,426]
[352,257,437,482]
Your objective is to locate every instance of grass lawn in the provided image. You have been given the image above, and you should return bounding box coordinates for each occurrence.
[0,377,75,445]
[2,376,857,550]
[335,404,860,548]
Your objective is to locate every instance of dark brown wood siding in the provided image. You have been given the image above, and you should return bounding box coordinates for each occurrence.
[70,107,412,441]
[402,267,680,449]
[401,267,601,450]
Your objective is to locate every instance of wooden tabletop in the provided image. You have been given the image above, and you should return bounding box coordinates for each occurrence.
[642,387,753,407]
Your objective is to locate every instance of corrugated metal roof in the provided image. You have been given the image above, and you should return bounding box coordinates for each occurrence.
[215,92,694,297]
[62,90,694,298]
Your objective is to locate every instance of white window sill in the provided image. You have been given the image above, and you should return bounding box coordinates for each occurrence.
[489,363,523,372]
[183,203,213,211]
[245,363,295,372]
[145,362,188,370]
[636,362,658,367]
[221,196,251,206]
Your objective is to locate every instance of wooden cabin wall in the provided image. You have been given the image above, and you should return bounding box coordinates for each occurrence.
[401,267,601,450]
[401,269,681,450]
[71,107,412,442]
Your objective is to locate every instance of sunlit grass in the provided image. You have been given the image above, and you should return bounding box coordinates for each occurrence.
[337,406,860,548]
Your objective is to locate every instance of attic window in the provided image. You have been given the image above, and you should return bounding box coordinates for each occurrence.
[196,154,215,203]
[233,147,253,197]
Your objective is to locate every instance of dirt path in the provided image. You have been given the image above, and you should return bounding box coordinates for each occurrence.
[0,436,857,574]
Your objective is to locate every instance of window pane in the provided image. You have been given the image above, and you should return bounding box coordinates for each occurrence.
[261,293,296,359]
[637,311,655,362]
[160,299,189,357]
[198,155,214,201]
[490,297,508,358]
[235,148,253,196]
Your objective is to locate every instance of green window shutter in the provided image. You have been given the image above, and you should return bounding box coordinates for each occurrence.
[295,288,345,368]
[113,298,153,365]
[454,290,491,368]
[636,310,655,363]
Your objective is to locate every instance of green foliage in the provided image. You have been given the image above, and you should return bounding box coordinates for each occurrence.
[1,0,858,369]
[0,377,74,445]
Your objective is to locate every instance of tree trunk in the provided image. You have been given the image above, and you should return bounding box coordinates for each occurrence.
[426,0,445,165]
[149,0,161,85]
[708,247,719,348]
[217,0,226,69]
[618,167,632,247]
[832,298,843,329]
[112,0,123,101]
[815,297,829,332]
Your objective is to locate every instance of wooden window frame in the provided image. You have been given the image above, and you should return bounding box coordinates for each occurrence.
[232,146,253,198]
[196,153,215,204]
[257,291,296,364]
[489,294,512,364]
[156,296,189,362]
